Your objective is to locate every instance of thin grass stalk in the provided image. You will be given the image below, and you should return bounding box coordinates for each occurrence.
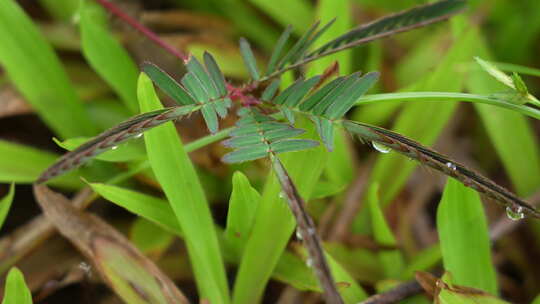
[37,106,198,183]
[270,154,344,304]
[342,120,540,219]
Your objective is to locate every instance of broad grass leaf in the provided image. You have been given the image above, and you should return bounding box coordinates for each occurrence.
[55,137,146,162]
[224,171,261,255]
[0,183,15,231]
[79,0,139,113]
[367,183,405,278]
[0,0,95,138]
[90,183,182,236]
[138,73,230,304]
[0,140,80,189]
[2,268,32,304]
[437,178,498,294]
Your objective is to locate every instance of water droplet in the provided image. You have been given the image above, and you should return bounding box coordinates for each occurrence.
[445,162,457,171]
[295,229,303,240]
[134,133,143,139]
[279,191,285,199]
[111,146,118,150]
[306,258,314,268]
[372,142,391,153]
[506,205,525,221]
[78,262,92,276]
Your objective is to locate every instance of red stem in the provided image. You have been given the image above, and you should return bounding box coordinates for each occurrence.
[93,0,189,62]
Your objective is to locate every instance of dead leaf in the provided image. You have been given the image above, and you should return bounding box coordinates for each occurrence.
[33,185,189,304]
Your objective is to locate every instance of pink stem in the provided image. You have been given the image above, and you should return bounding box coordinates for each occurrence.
[93,0,189,62]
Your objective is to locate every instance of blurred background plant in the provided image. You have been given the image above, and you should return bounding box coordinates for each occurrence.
[0,0,539,303]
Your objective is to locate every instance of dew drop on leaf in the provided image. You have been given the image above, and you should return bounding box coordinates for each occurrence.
[506,205,525,221]
[134,133,143,139]
[111,146,118,150]
[306,258,313,268]
[372,142,391,153]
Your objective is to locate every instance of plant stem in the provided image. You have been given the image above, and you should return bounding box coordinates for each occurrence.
[271,154,344,304]
[355,92,540,120]
[93,0,188,61]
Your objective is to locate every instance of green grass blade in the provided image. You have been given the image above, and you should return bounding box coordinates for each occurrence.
[437,178,498,294]
[89,183,182,236]
[39,0,78,21]
[232,117,328,304]
[239,38,260,80]
[79,0,139,113]
[91,182,348,296]
[0,140,80,189]
[354,92,540,121]
[2,267,32,304]
[494,61,540,77]
[224,172,261,254]
[367,183,405,279]
[247,0,312,35]
[0,0,95,139]
[309,0,352,76]
[138,73,230,304]
[130,218,174,257]
[55,137,146,162]
[0,183,15,231]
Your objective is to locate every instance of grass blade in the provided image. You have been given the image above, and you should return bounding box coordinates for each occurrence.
[247,0,312,35]
[79,0,139,113]
[367,183,405,279]
[2,267,32,304]
[437,178,498,294]
[224,171,261,254]
[0,140,80,189]
[138,73,230,304]
[0,183,15,231]
[55,137,145,162]
[89,183,182,236]
[0,0,96,138]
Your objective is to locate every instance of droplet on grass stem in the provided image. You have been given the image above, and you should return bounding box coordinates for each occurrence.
[506,205,525,221]
[372,141,391,153]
